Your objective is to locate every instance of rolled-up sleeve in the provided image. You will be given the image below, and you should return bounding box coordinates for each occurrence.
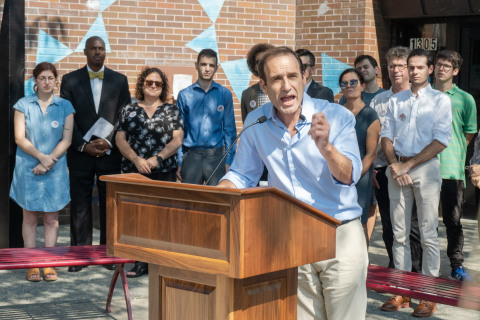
[433,95,452,147]
[380,99,395,142]
[329,114,362,186]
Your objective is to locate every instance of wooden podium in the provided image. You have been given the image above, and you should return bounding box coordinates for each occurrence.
[101,173,340,320]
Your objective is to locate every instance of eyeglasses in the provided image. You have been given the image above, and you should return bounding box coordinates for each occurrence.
[37,76,56,83]
[339,79,359,89]
[435,63,453,71]
[388,64,407,71]
[145,80,162,87]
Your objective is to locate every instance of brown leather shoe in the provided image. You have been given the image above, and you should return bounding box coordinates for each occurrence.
[412,300,437,317]
[381,295,411,311]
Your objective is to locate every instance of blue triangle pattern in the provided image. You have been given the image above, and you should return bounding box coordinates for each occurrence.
[24,78,35,97]
[197,0,225,23]
[99,0,117,12]
[74,14,112,53]
[221,59,251,102]
[321,53,352,96]
[186,24,218,54]
[35,30,73,65]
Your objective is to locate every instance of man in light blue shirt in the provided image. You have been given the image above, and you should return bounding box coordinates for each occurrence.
[219,46,368,320]
[176,49,237,185]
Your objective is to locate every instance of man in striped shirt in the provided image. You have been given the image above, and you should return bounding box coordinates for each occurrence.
[435,50,477,281]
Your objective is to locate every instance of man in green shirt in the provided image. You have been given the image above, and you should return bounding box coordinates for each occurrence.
[436,50,477,281]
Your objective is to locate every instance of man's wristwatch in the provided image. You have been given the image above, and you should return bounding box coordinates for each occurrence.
[78,142,87,153]
[156,155,164,165]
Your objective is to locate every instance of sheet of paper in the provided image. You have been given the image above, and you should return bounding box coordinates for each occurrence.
[172,74,193,100]
[83,117,114,141]
[83,117,114,155]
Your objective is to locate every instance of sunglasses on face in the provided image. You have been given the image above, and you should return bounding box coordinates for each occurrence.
[339,79,359,89]
[145,80,162,87]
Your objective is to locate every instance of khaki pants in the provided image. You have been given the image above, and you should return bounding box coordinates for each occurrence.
[387,158,441,277]
[297,219,368,320]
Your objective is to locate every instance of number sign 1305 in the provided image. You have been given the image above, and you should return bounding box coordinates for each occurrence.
[410,38,438,50]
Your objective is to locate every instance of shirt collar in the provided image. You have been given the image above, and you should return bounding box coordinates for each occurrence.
[300,94,315,123]
[32,93,60,106]
[410,83,431,97]
[86,64,105,73]
[193,80,219,92]
[386,87,393,97]
[51,94,61,106]
[445,83,458,95]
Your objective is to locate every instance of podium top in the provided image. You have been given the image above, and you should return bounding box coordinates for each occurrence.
[102,173,340,278]
[101,173,341,226]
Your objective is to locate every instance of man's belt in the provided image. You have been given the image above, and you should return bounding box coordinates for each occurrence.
[396,155,414,162]
[183,146,224,155]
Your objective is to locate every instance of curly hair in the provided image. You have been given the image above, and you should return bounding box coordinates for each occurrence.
[135,67,169,102]
[247,43,274,77]
[385,46,411,64]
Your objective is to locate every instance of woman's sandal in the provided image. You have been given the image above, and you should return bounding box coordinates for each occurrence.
[26,268,42,282]
[43,267,58,282]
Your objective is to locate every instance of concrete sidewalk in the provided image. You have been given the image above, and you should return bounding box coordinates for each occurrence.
[0,216,479,319]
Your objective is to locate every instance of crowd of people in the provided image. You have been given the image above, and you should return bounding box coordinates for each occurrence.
[9,35,480,319]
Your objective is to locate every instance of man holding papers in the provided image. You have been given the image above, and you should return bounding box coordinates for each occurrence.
[60,36,131,272]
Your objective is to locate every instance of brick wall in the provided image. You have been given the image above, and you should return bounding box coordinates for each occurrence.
[24,0,296,128]
[295,0,390,99]
[21,0,388,126]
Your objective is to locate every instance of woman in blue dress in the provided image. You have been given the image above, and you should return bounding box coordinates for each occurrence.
[339,68,380,244]
[10,62,75,282]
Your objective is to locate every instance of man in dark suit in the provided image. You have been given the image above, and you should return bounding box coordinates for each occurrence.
[295,48,334,102]
[60,36,131,272]
[240,43,274,122]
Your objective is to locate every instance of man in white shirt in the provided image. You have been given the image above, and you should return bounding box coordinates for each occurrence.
[370,47,423,279]
[380,48,452,317]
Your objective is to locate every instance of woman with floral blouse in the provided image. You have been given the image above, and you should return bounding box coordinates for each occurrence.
[116,66,184,277]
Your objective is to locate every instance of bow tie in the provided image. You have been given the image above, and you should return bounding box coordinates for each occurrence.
[88,71,104,80]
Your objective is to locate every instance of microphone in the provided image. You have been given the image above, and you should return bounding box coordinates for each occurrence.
[205,115,267,185]
[299,114,306,121]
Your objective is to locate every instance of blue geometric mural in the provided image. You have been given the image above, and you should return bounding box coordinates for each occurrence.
[99,0,117,12]
[24,77,35,97]
[74,14,112,53]
[221,59,251,102]
[197,0,225,23]
[35,30,73,65]
[186,24,219,55]
[321,53,352,96]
